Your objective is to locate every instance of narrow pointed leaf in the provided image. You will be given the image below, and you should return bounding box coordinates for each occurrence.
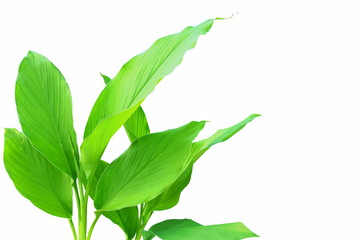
[146,114,260,212]
[145,219,258,240]
[100,73,112,84]
[94,121,206,211]
[15,51,78,178]
[80,19,215,180]
[4,128,73,218]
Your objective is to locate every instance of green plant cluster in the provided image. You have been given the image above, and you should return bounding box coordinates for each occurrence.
[4,19,259,240]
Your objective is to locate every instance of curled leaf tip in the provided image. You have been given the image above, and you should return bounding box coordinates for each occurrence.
[215,13,236,20]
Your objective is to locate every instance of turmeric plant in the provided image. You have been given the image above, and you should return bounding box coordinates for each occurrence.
[4,19,259,240]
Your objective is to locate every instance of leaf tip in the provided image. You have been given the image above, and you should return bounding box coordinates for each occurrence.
[215,12,238,20]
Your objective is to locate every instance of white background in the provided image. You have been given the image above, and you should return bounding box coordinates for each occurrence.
[0,0,360,239]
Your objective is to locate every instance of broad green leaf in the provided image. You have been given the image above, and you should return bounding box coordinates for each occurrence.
[86,160,139,239]
[94,121,206,211]
[145,114,260,212]
[4,128,73,218]
[80,19,215,180]
[15,51,78,178]
[100,73,150,143]
[144,219,258,240]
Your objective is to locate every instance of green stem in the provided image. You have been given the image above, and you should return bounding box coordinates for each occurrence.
[72,155,87,240]
[86,213,101,240]
[78,182,87,240]
[134,204,151,240]
[68,218,78,240]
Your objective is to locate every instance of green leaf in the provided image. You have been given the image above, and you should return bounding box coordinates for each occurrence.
[87,160,109,199]
[124,106,150,143]
[4,128,73,218]
[94,121,206,211]
[145,219,258,240]
[80,19,215,180]
[102,207,139,240]
[146,114,260,212]
[100,73,150,143]
[86,160,139,239]
[100,73,112,84]
[15,51,79,178]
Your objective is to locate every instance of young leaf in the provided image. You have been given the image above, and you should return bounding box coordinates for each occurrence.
[4,128,73,218]
[15,51,79,178]
[80,19,215,180]
[145,114,260,212]
[144,219,258,240]
[94,121,206,211]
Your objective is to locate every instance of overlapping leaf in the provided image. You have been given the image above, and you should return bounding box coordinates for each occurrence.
[15,51,78,178]
[94,121,206,211]
[100,73,150,143]
[80,19,215,180]
[143,219,258,240]
[145,114,260,213]
[4,128,73,218]
[86,160,139,239]
[102,207,139,240]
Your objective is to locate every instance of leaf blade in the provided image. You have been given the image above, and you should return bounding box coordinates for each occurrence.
[94,121,206,211]
[80,19,215,179]
[100,73,150,143]
[4,128,73,218]
[86,160,140,239]
[146,114,260,212]
[102,207,139,240]
[146,219,258,240]
[15,51,78,178]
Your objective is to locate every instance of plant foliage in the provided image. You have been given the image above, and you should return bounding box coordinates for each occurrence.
[4,19,259,240]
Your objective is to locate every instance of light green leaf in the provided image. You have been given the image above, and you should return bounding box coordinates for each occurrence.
[80,19,215,180]
[94,121,206,211]
[145,219,258,240]
[4,128,73,218]
[87,160,109,199]
[15,51,78,178]
[100,73,150,143]
[124,106,150,143]
[146,114,260,212]
[86,160,139,239]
